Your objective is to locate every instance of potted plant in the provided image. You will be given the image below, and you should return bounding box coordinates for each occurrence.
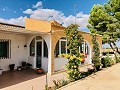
[37,68,44,74]
[9,64,15,71]
[17,66,22,71]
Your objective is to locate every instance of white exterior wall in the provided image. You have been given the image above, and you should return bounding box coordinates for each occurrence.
[42,57,48,72]
[54,40,92,72]
[28,56,36,68]
[0,32,27,71]
[54,58,68,71]
[27,34,51,73]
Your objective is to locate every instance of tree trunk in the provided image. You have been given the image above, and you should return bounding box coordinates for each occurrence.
[109,42,119,62]
[112,42,120,54]
[108,42,116,53]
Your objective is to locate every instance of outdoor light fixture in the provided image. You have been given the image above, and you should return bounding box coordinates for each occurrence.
[24,44,27,47]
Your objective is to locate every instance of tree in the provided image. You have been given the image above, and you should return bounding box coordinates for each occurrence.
[92,34,101,71]
[59,24,84,81]
[88,0,120,57]
[65,24,83,57]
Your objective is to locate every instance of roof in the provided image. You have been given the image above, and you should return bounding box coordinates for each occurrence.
[0,22,48,35]
[0,18,102,37]
[50,20,64,28]
[0,22,25,28]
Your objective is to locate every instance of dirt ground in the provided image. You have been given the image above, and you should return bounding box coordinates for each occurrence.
[60,63,120,90]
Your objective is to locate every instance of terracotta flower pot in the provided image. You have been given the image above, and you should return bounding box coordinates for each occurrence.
[37,69,43,74]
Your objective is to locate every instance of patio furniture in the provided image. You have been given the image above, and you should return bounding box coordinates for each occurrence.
[21,61,27,68]
[21,61,32,69]
[17,66,22,71]
[9,64,15,71]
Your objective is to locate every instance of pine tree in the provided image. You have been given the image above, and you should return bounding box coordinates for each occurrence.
[88,0,120,59]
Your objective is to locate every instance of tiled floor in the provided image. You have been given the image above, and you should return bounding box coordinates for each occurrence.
[0,64,93,90]
[0,69,44,89]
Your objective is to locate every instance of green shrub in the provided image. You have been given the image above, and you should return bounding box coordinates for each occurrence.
[53,79,69,89]
[115,55,120,63]
[101,56,112,68]
[92,34,101,71]
[110,59,116,65]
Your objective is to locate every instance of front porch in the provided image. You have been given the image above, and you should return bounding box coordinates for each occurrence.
[0,64,93,90]
[0,69,44,89]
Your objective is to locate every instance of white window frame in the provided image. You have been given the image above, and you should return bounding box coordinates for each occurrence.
[79,41,89,55]
[59,38,67,54]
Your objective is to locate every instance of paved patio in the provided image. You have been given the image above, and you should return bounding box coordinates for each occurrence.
[0,69,44,89]
[0,64,93,90]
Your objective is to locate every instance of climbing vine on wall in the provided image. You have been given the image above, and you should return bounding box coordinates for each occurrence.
[59,24,84,81]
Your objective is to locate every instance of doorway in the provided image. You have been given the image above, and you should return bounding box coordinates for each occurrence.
[36,41,42,68]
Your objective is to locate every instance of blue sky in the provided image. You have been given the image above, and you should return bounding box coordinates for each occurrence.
[0,0,107,19]
[0,0,108,31]
[1,0,119,48]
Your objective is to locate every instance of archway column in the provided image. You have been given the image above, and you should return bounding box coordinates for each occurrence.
[47,34,53,75]
[48,32,66,75]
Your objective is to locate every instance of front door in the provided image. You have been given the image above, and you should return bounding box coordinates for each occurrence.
[36,41,42,68]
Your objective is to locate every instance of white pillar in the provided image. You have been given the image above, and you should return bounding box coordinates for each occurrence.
[47,34,52,75]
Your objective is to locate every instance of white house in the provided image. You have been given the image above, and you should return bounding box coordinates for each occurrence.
[0,18,102,75]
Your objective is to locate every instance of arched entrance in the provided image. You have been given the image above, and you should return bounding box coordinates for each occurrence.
[54,38,92,71]
[29,36,48,69]
[79,40,92,64]
[54,37,68,71]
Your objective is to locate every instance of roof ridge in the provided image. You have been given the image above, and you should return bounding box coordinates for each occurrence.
[0,22,25,28]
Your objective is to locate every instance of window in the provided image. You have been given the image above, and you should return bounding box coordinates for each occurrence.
[54,41,59,57]
[79,41,89,55]
[30,38,35,56]
[85,42,89,54]
[61,41,67,54]
[0,39,11,59]
[44,40,48,57]
[54,37,67,57]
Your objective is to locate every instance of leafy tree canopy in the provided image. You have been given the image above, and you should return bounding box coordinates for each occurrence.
[88,0,120,54]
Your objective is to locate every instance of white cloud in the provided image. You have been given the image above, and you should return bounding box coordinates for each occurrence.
[2,8,6,11]
[0,16,27,26]
[23,9,33,14]
[0,1,89,30]
[32,1,42,8]
[28,9,65,24]
[14,11,16,13]
[1,7,9,11]
[23,8,89,29]
[63,14,89,30]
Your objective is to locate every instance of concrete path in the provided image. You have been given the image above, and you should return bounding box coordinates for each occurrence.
[60,63,120,90]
